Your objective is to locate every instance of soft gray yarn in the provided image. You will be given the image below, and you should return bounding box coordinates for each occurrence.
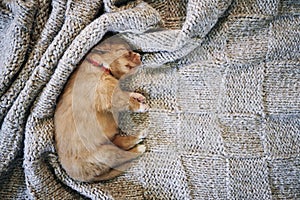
[1,0,299,199]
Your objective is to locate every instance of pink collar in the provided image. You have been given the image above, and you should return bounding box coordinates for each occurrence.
[85,57,111,74]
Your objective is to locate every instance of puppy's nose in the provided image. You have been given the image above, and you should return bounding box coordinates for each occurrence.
[132,53,141,65]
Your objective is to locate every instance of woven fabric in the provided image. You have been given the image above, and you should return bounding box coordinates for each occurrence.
[1,0,300,199]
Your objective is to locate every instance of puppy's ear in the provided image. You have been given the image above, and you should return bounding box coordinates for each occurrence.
[100,32,115,42]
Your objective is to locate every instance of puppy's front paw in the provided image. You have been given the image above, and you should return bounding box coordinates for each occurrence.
[129,93,149,112]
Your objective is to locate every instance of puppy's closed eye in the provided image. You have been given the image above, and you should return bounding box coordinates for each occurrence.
[91,49,110,54]
[125,64,134,69]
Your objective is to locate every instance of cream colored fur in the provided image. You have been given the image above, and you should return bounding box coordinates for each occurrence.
[54,39,148,182]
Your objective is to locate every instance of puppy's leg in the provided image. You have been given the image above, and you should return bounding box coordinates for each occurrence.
[94,161,132,181]
[113,131,147,150]
[90,143,145,169]
[89,144,146,182]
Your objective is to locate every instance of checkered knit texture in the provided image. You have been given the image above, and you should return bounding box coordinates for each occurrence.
[1,0,299,199]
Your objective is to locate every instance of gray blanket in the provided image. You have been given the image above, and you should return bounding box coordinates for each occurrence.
[1,0,299,199]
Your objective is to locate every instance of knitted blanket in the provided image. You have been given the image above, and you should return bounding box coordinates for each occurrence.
[1,0,299,199]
